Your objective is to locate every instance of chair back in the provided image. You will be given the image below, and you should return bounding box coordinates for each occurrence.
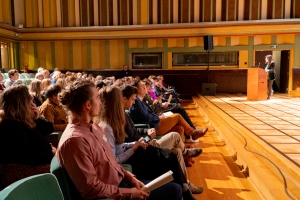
[50,156,83,200]
[0,173,63,200]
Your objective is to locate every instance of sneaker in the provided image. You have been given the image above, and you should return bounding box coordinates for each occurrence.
[183,148,203,158]
[185,138,199,143]
[192,128,208,140]
[188,182,204,194]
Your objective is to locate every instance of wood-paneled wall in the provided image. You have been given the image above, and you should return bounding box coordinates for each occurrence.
[0,0,298,28]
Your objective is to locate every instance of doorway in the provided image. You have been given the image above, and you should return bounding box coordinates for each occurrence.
[255,50,290,93]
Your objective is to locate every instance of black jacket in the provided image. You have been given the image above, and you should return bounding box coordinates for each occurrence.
[0,117,54,165]
[124,112,148,143]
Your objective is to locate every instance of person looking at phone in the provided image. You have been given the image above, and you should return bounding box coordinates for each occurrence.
[96,86,197,200]
[122,85,204,194]
[57,80,180,200]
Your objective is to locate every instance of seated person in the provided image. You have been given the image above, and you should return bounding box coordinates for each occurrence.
[4,69,19,88]
[96,86,198,199]
[143,79,198,143]
[0,84,54,189]
[157,75,178,94]
[40,84,67,131]
[29,80,45,107]
[56,80,182,200]
[0,73,5,94]
[120,64,133,78]
[154,76,180,104]
[121,85,204,194]
[129,80,208,139]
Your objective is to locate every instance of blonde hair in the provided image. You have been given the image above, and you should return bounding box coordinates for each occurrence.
[41,78,52,92]
[56,78,66,89]
[29,80,43,103]
[0,85,36,128]
[97,87,126,145]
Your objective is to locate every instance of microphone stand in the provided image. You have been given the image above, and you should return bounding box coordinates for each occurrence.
[206,50,210,83]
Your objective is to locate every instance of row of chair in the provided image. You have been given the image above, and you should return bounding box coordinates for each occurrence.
[0,156,132,200]
[1,73,35,87]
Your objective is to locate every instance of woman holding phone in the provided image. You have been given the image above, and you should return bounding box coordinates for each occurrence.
[96,86,197,200]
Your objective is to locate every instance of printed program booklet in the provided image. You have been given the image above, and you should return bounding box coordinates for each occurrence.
[141,171,174,193]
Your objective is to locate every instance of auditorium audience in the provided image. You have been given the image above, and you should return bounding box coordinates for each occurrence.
[35,72,44,80]
[96,86,197,199]
[51,71,61,84]
[95,80,107,90]
[29,80,45,107]
[0,84,54,189]
[129,80,208,138]
[155,76,180,103]
[144,79,199,142]
[0,73,5,94]
[42,69,50,79]
[56,78,67,89]
[4,69,19,88]
[40,84,67,132]
[56,80,181,200]
[121,85,204,194]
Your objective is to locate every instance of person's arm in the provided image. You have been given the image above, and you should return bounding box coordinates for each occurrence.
[124,113,148,143]
[34,117,54,136]
[130,98,160,124]
[103,124,135,164]
[57,137,131,199]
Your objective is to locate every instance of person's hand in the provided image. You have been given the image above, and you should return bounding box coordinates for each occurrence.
[130,188,149,200]
[130,177,145,189]
[30,97,40,120]
[161,102,169,108]
[132,138,149,151]
[159,115,166,119]
[147,128,156,139]
[50,143,57,155]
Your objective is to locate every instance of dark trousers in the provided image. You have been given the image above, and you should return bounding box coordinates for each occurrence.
[119,180,182,200]
[127,146,187,187]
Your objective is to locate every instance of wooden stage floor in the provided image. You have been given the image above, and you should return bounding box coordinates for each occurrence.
[181,94,300,200]
[202,94,300,167]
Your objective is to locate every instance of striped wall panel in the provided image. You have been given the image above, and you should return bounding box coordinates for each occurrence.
[200,0,216,22]
[244,0,261,20]
[291,0,300,18]
[0,0,12,25]
[221,0,238,21]
[178,0,195,23]
[157,0,173,24]
[267,0,284,19]
[118,0,133,25]
[3,0,300,28]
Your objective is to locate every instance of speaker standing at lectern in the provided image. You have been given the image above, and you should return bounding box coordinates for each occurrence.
[264,55,276,100]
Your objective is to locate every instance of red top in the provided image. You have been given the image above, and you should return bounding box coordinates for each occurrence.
[56,118,132,199]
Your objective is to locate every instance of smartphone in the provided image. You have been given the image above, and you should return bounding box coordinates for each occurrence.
[143,135,151,143]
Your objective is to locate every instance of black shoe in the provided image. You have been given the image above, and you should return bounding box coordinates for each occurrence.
[182,189,197,200]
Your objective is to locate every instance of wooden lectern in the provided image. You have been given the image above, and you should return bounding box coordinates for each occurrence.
[247,68,267,100]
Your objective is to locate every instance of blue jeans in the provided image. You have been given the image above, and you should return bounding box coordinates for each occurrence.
[119,180,182,200]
